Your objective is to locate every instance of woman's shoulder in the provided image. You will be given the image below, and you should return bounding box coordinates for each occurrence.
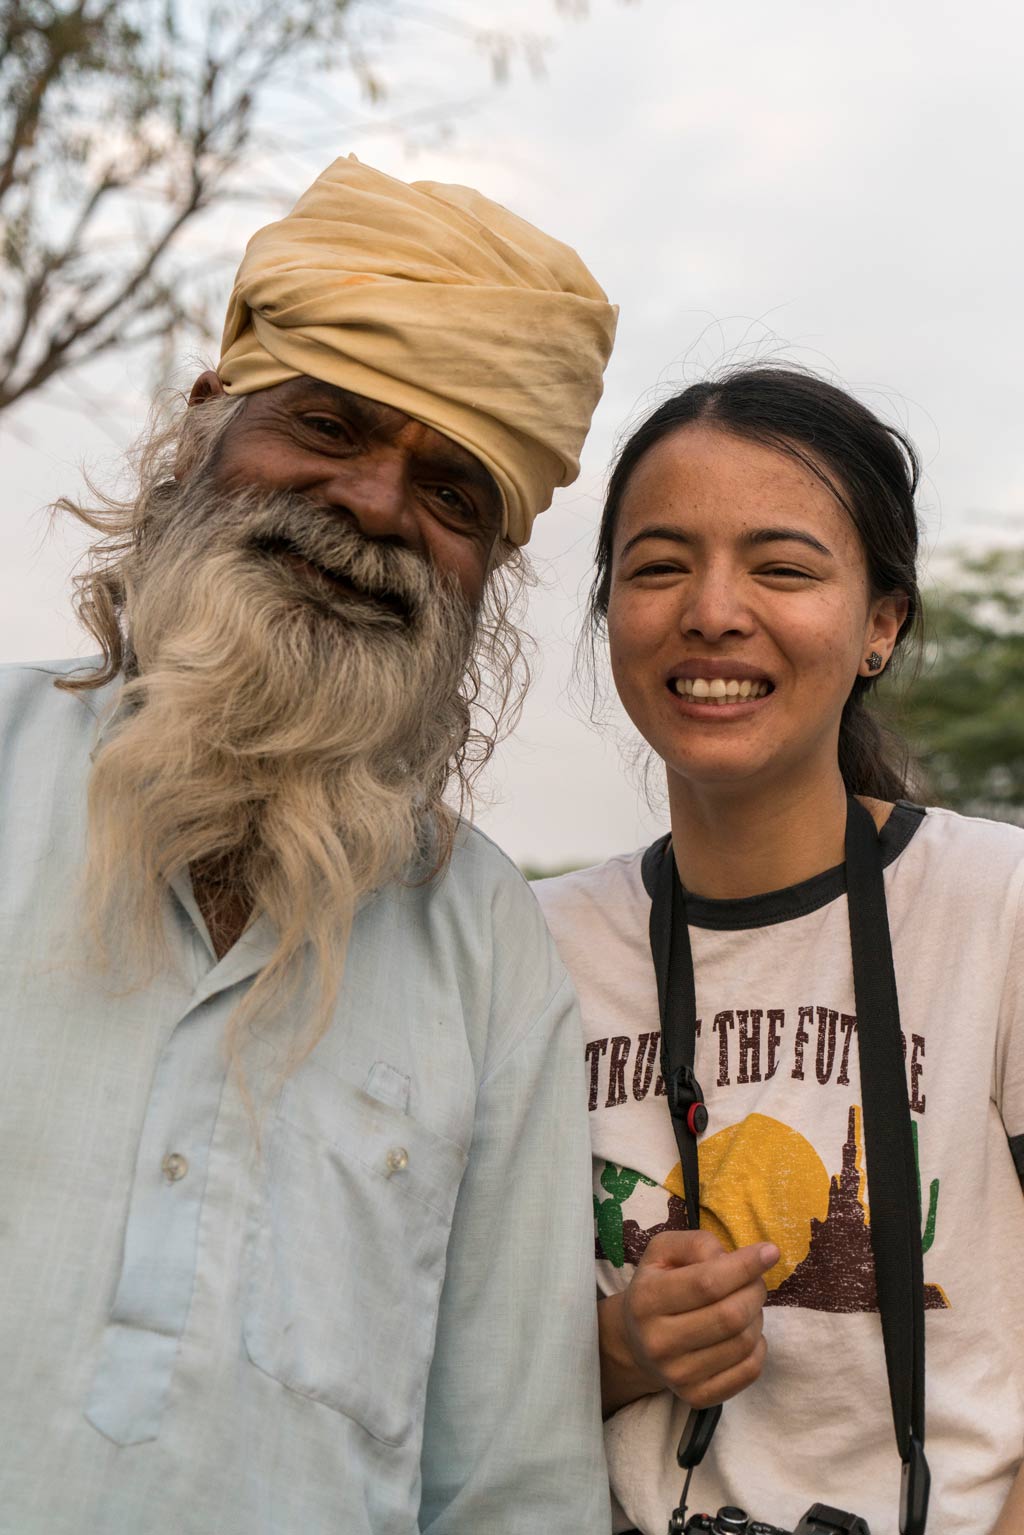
[534,849,660,994]
[533,847,652,946]
[896,803,1024,896]
[908,803,1024,856]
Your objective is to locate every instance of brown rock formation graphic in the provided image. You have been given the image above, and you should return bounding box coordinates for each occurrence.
[768,1106,949,1312]
[619,1193,689,1265]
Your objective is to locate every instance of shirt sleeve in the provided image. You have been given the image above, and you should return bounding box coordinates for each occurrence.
[996,868,1024,1192]
[418,970,611,1534]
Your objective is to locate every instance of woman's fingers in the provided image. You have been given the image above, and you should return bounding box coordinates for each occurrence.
[636,1273,768,1360]
[653,1307,764,1391]
[642,1229,776,1297]
[620,1231,778,1404]
[673,1332,769,1410]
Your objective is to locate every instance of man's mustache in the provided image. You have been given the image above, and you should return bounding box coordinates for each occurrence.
[181,486,442,629]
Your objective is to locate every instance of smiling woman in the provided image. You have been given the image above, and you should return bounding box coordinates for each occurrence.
[590,367,921,839]
[534,366,1024,1533]
[603,421,909,858]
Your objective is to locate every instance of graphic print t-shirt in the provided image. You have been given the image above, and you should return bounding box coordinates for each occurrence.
[536,806,1024,1535]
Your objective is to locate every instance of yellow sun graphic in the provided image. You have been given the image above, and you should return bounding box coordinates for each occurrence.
[665,1113,830,1291]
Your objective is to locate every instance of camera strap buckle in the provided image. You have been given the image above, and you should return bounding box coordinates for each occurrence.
[666,1063,709,1139]
[676,1403,722,1469]
[899,1437,930,1535]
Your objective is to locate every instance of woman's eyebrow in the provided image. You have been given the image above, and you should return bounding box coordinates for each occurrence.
[619,525,694,558]
[742,526,835,558]
[619,524,836,560]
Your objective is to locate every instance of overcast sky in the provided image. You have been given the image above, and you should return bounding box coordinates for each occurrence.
[3,0,1023,867]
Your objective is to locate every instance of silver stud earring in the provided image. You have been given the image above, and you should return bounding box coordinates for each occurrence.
[867,651,883,673]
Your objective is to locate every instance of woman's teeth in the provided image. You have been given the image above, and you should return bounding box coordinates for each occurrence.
[672,677,771,702]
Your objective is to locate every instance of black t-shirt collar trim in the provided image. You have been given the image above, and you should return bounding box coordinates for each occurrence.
[639,801,926,931]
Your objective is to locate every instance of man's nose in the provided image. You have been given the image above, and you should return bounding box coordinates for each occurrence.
[681,567,752,642]
[318,452,423,549]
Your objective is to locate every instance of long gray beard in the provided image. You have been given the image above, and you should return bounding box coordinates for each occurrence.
[84,473,477,1071]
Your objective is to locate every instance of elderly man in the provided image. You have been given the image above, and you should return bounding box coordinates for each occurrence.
[0,158,617,1534]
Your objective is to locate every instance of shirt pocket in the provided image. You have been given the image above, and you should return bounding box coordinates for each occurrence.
[243,1065,468,1446]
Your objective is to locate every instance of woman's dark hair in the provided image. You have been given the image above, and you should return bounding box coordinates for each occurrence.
[588,365,922,801]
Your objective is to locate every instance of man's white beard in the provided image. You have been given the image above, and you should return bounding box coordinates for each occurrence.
[84,474,477,1073]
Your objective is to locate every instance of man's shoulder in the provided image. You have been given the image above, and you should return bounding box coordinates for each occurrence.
[438,819,563,950]
[443,819,540,916]
[449,818,526,878]
[0,656,114,730]
[428,821,575,1049]
[0,660,115,867]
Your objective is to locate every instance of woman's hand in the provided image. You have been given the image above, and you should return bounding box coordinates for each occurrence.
[992,1460,1024,1533]
[598,1230,780,1417]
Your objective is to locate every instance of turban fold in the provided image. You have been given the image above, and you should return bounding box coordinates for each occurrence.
[217,156,617,545]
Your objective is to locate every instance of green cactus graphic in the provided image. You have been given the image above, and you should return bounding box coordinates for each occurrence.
[594,1162,657,1268]
[911,1122,940,1255]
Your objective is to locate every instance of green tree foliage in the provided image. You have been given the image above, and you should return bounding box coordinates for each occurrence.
[0,0,540,413]
[879,546,1024,813]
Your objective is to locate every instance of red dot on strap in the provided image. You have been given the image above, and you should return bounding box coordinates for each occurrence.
[687,1102,708,1135]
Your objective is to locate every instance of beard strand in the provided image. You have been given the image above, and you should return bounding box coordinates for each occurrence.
[85,475,477,1080]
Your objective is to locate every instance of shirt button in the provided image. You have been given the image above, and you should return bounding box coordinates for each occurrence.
[384,1146,409,1177]
[162,1152,189,1183]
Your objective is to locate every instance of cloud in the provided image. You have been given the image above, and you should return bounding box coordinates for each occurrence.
[3,0,1022,863]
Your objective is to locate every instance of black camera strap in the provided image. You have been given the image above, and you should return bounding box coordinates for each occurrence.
[649,796,929,1535]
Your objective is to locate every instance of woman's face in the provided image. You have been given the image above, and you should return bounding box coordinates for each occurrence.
[606,423,906,803]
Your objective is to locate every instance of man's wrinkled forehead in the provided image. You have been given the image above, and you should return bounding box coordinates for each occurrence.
[247,376,504,533]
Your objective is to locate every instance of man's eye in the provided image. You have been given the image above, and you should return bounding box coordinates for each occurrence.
[300,414,351,442]
[427,485,477,523]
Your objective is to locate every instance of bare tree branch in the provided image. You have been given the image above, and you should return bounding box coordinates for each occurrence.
[0,0,557,417]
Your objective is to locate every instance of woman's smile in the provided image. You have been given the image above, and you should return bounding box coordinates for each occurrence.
[606,422,900,800]
[666,659,775,712]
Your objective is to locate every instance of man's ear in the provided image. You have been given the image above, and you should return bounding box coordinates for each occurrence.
[176,371,230,481]
[188,370,226,407]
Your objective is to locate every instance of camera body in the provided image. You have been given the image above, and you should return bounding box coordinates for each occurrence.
[683,1504,870,1535]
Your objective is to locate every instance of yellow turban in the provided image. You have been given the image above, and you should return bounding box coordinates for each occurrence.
[217,156,617,545]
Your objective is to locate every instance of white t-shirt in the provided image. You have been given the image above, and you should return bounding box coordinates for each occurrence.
[536,805,1024,1535]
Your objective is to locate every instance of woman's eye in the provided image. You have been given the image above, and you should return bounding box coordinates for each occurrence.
[762,564,815,580]
[633,561,684,577]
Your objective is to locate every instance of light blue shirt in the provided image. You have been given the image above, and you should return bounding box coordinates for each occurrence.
[0,661,610,1535]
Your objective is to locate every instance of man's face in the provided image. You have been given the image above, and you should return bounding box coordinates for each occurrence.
[190,374,504,608]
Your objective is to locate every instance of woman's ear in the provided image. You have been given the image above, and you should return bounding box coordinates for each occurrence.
[860,592,910,677]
